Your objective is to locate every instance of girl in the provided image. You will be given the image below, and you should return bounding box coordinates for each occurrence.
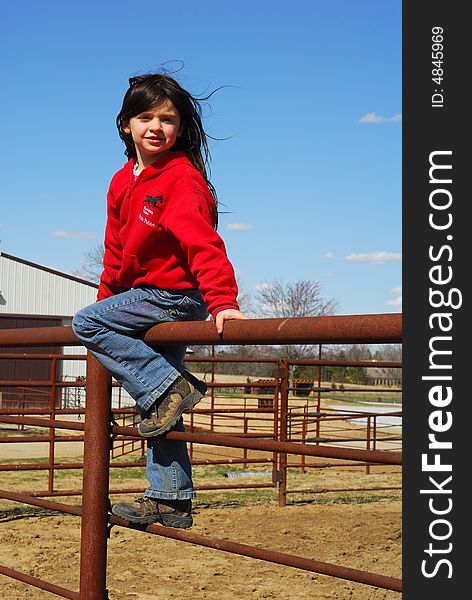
[72,72,248,529]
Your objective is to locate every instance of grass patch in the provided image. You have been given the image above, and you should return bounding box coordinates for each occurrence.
[1,455,401,511]
[194,488,277,509]
[110,466,146,481]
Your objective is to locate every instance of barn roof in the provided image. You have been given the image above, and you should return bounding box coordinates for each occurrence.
[0,252,98,288]
[0,252,99,317]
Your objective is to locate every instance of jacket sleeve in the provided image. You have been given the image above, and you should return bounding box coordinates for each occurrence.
[160,181,239,318]
[97,187,128,301]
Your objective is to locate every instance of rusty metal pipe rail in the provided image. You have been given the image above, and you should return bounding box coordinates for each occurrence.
[287,387,401,393]
[0,380,86,387]
[0,565,79,600]
[0,414,402,465]
[288,411,402,420]
[0,353,402,368]
[0,408,86,414]
[0,314,402,598]
[286,358,402,367]
[0,489,401,592]
[0,407,135,415]
[1,458,273,473]
[0,379,274,388]
[24,481,402,500]
[187,356,279,363]
[0,313,401,347]
[25,482,276,499]
[0,435,84,442]
[285,486,402,495]
[0,353,87,359]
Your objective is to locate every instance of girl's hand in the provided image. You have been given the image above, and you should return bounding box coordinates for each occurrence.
[215,309,251,335]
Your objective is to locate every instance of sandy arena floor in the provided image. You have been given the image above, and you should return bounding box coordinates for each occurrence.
[0,483,401,600]
[1,392,402,599]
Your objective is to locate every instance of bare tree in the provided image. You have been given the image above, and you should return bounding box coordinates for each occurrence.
[255,279,338,319]
[254,279,339,360]
[71,244,104,283]
[234,274,253,315]
[373,344,403,387]
[342,344,374,362]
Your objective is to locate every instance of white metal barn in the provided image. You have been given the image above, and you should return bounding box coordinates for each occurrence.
[0,252,132,409]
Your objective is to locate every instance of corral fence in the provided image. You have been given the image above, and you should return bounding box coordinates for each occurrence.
[0,354,402,500]
[0,313,402,598]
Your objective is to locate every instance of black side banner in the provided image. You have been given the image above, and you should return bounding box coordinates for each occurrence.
[403,2,467,597]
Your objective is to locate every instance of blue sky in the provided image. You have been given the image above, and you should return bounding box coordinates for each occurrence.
[1,0,401,316]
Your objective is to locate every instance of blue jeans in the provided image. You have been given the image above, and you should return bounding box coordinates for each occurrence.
[72,285,208,500]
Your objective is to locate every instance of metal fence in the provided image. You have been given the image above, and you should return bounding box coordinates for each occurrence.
[0,313,402,598]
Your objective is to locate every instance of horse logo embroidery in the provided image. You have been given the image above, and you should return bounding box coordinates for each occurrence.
[144,194,163,207]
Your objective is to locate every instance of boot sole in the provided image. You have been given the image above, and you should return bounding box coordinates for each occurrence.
[138,385,206,438]
[111,505,192,528]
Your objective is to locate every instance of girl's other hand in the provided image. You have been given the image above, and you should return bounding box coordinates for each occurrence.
[215,309,251,335]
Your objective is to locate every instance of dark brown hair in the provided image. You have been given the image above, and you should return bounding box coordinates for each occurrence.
[116,73,218,212]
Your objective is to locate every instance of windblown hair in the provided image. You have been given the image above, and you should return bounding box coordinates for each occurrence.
[116,72,218,213]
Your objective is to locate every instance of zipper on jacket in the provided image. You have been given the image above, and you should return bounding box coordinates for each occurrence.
[124,168,142,205]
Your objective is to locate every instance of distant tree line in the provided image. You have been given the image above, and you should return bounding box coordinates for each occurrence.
[188,343,402,387]
[74,245,401,386]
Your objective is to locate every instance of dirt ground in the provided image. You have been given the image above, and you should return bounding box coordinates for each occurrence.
[0,394,401,599]
[0,501,401,600]
[0,471,401,600]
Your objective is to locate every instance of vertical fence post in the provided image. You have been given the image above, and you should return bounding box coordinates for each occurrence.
[19,394,25,431]
[366,416,371,475]
[373,415,377,470]
[271,368,279,487]
[301,406,307,473]
[48,358,57,495]
[243,417,248,468]
[315,344,322,443]
[210,344,215,431]
[79,353,112,600]
[278,359,289,507]
[189,411,194,462]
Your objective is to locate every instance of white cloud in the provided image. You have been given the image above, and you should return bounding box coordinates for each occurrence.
[359,112,402,124]
[345,252,401,264]
[387,287,402,307]
[359,112,385,124]
[52,230,96,240]
[325,250,336,259]
[226,223,253,231]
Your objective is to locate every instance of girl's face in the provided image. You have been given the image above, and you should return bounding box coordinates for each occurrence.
[123,99,183,168]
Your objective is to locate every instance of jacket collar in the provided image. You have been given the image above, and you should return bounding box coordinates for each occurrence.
[125,151,191,182]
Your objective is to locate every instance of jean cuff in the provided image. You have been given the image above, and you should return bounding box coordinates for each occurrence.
[139,370,182,412]
[145,490,196,500]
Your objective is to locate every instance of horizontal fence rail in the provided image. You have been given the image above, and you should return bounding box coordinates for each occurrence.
[0,313,402,599]
[0,313,401,346]
[0,489,402,593]
[0,415,402,465]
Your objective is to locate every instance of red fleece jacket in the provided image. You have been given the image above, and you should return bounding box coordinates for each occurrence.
[97,151,239,318]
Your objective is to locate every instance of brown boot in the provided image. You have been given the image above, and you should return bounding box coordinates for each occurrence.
[138,372,207,438]
[112,497,192,528]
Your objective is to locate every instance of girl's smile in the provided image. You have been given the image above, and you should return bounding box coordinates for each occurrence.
[123,99,183,169]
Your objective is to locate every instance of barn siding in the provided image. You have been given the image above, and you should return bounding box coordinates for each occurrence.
[0,253,134,408]
[0,253,97,316]
[0,316,62,408]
